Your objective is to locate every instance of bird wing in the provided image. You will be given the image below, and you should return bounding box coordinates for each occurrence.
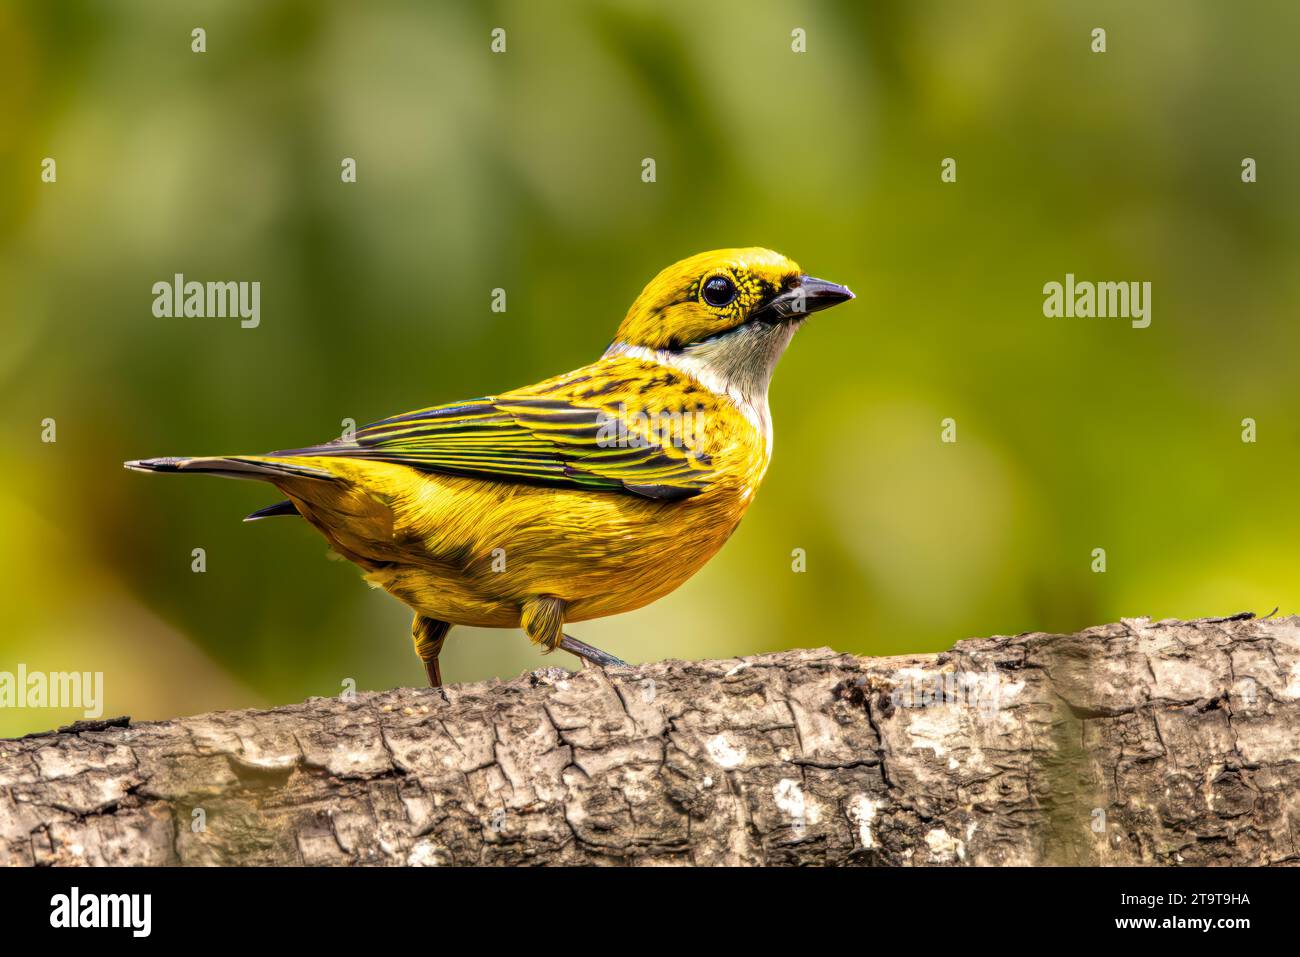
[272,361,718,501]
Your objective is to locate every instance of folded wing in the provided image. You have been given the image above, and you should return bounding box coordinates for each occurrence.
[273,374,716,502]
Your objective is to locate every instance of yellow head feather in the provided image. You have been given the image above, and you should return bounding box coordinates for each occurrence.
[612,247,803,351]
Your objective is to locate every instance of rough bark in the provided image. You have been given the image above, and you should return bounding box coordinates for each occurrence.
[2,615,1297,866]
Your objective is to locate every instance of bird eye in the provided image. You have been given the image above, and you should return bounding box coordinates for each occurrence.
[701,275,737,308]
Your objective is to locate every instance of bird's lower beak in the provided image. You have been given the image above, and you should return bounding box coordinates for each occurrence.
[754,275,855,322]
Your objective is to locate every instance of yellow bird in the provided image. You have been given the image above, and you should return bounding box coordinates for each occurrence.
[126,248,853,686]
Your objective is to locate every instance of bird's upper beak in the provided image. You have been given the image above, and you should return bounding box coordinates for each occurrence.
[753,275,855,322]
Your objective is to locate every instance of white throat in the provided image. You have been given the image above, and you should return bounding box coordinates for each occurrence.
[604,321,800,444]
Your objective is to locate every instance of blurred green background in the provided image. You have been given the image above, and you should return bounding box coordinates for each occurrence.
[2,0,1297,735]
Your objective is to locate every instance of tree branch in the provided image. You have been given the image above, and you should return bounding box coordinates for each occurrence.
[2,615,1297,865]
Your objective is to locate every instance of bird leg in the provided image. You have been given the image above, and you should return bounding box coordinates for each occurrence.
[522,596,628,670]
[411,615,451,688]
[559,633,628,669]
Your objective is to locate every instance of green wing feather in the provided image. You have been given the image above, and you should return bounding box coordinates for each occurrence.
[274,385,715,501]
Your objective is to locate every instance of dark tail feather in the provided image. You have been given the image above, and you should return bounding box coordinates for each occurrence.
[244,499,301,522]
[123,456,336,482]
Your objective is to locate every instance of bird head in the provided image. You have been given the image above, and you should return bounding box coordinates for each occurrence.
[612,248,854,351]
[607,248,854,397]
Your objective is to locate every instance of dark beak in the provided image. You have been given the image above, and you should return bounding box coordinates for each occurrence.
[753,275,855,322]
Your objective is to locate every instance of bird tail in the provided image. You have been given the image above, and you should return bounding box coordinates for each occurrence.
[242,499,301,521]
[123,455,337,483]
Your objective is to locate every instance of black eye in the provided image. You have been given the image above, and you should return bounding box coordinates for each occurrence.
[702,275,737,308]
